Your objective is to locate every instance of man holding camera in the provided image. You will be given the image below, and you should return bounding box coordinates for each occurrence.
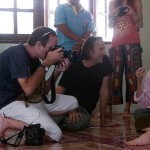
[0,26,78,142]
[54,0,95,62]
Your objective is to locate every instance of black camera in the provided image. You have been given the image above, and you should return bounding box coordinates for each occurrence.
[1,123,45,147]
[50,45,77,63]
[118,6,130,16]
[24,124,45,146]
[50,45,64,51]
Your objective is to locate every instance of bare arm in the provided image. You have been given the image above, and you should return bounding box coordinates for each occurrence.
[18,67,46,96]
[99,75,120,127]
[81,31,93,40]
[56,24,93,51]
[56,24,84,45]
[18,49,63,96]
[134,69,150,108]
[108,0,143,29]
[133,0,143,28]
[99,75,110,126]
[72,30,93,51]
[135,67,145,98]
[108,0,117,28]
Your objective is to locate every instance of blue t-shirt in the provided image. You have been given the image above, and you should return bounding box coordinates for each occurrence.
[54,3,95,51]
[0,43,40,109]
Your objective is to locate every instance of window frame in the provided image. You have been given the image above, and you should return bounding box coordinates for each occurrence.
[0,0,111,43]
[0,0,44,43]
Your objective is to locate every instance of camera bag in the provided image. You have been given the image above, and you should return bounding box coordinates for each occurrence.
[0,124,45,147]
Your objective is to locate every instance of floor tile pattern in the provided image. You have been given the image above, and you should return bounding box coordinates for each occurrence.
[1,114,150,150]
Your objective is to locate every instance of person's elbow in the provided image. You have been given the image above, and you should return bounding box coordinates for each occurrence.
[108,19,114,29]
[22,87,34,96]
[55,24,59,29]
[55,24,66,30]
[18,79,35,96]
[137,14,143,28]
[108,23,113,29]
[138,21,143,28]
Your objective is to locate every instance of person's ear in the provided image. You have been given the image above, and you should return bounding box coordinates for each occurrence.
[90,49,94,55]
[36,41,42,48]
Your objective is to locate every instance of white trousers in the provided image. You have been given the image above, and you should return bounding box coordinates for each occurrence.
[0,94,78,141]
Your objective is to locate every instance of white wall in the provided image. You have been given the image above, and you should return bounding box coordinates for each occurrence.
[140,0,150,71]
[0,0,149,114]
[0,44,14,52]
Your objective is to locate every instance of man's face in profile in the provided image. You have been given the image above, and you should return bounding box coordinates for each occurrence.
[91,39,105,63]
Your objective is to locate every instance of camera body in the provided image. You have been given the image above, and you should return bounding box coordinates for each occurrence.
[24,124,45,146]
[118,6,130,16]
[50,45,76,63]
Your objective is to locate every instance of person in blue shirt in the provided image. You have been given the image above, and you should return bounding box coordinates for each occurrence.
[0,26,78,141]
[54,0,95,62]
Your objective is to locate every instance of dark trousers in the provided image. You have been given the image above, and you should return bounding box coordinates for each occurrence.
[52,106,91,131]
[134,108,150,132]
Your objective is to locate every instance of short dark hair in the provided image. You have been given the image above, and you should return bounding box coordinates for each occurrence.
[81,36,103,60]
[27,26,56,46]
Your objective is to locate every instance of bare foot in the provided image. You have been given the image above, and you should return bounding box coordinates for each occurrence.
[125,131,150,146]
[102,122,121,127]
[93,106,112,118]
[123,109,131,119]
[0,115,7,138]
[101,119,121,127]
[93,112,100,118]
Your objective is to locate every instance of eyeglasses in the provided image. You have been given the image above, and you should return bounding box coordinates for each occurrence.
[38,30,56,41]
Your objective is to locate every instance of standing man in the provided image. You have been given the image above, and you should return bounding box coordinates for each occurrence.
[0,26,78,141]
[56,37,116,130]
[54,0,95,62]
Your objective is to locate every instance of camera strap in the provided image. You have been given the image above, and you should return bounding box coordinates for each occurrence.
[42,66,56,104]
[1,126,25,147]
[50,69,56,103]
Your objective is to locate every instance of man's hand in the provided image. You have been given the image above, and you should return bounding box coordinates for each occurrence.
[72,43,82,52]
[135,67,145,98]
[67,111,83,124]
[72,38,85,51]
[43,48,64,67]
[135,67,145,80]
[55,58,71,72]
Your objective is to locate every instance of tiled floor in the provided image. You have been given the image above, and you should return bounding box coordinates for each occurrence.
[1,114,150,150]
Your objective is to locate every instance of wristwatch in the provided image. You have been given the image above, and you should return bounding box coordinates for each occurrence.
[40,64,49,72]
